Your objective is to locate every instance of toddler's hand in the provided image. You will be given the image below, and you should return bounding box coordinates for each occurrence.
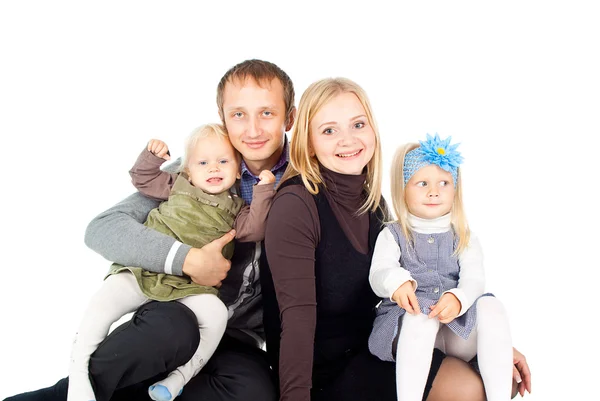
[147,139,170,160]
[428,292,461,324]
[257,170,276,186]
[391,281,420,315]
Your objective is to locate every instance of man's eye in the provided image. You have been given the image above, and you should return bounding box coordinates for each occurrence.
[263,111,272,116]
[233,112,243,118]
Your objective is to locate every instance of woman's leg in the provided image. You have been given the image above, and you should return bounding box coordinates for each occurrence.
[426,357,485,401]
[148,294,228,401]
[313,347,446,401]
[68,273,149,401]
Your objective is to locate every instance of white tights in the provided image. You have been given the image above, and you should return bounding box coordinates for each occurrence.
[395,297,512,401]
[67,273,228,401]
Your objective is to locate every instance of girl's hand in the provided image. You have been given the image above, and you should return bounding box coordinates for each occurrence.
[147,139,170,160]
[428,292,461,323]
[391,281,420,315]
[257,170,276,185]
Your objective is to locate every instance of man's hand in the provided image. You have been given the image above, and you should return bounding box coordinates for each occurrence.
[391,281,420,315]
[257,170,276,185]
[182,230,236,287]
[148,139,171,160]
[428,292,461,324]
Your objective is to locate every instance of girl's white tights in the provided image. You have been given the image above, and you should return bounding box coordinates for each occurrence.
[395,297,512,401]
[68,273,227,401]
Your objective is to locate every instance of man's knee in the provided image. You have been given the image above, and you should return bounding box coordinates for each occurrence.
[91,301,200,373]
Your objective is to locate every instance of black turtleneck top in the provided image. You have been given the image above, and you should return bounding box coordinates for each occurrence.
[264,166,379,401]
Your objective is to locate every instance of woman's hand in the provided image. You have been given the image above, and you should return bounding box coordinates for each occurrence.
[512,347,532,397]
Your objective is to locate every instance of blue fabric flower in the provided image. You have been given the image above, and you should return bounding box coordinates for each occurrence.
[403,133,463,186]
[418,133,463,173]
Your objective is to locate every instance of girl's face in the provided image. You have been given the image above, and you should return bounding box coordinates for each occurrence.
[186,135,241,194]
[405,164,455,219]
[309,92,375,175]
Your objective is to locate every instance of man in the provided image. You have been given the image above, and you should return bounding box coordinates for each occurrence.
[8,59,295,401]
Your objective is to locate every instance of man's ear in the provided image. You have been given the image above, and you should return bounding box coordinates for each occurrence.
[285,107,297,131]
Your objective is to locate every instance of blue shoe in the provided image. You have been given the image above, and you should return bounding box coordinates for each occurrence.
[148,385,173,401]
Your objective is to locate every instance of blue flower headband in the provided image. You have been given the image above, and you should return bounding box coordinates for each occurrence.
[403,133,464,186]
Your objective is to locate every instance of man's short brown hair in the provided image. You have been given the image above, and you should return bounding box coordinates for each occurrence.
[217,59,295,125]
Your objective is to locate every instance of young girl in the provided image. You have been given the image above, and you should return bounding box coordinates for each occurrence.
[68,124,275,401]
[368,134,513,401]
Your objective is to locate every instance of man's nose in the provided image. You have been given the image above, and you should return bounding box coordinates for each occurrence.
[246,116,261,138]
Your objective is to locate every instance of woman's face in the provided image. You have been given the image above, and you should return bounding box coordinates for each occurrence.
[309,92,376,175]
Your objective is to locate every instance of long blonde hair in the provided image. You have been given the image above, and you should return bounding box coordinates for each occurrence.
[390,143,470,254]
[280,78,383,214]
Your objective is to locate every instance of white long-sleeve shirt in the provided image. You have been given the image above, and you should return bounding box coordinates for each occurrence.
[369,213,485,316]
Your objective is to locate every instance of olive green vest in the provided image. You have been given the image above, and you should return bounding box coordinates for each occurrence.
[109,174,245,301]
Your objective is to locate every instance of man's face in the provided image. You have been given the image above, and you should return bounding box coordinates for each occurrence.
[221,77,292,173]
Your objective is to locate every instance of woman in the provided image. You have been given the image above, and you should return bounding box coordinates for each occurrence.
[260,77,531,401]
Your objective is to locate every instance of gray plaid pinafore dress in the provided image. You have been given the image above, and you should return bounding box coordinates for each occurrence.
[368,222,492,362]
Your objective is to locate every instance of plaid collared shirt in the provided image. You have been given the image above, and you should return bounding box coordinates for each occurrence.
[238,139,289,204]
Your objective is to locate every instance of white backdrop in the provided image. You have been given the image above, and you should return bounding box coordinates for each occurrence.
[1,1,598,400]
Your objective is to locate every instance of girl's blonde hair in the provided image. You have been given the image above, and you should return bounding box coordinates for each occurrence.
[280,77,383,214]
[179,123,240,172]
[390,143,470,254]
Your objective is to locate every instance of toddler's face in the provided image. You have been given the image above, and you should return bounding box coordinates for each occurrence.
[405,164,455,219]
[186,135,240,194]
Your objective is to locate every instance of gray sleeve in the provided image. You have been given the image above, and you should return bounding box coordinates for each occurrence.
[84,191,191,276]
